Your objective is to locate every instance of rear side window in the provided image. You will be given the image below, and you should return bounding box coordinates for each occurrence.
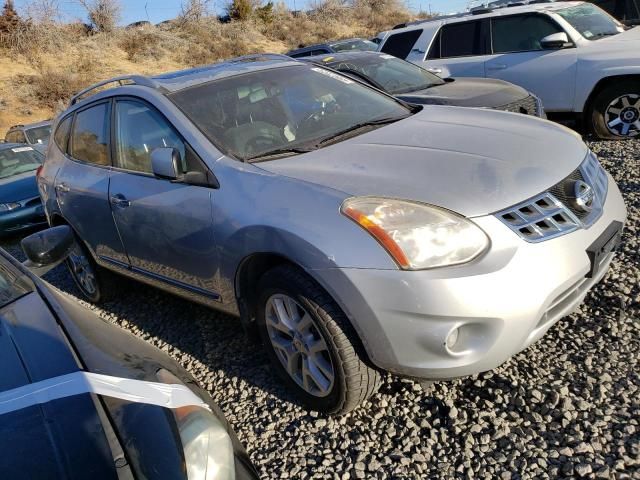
[439,20,489,58]
[6,130,26,144]
[70,102,111,166]
[380,29,423,59]
[114,99,186,174]
[492,14,564,53]
[54,116,72,153]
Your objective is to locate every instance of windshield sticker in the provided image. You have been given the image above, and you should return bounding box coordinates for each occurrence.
[583,30,593,38]
[11,147,33,153]
[311,67,353,84]
[322,56,335,62]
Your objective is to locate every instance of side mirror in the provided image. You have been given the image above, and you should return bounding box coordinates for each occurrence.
[21,225,75,276]
[151,147,181,180]
[540,32,571,49]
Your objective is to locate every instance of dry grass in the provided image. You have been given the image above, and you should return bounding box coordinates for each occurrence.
[0,0,423,133]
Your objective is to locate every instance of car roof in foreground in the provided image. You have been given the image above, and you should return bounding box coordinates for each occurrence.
[151,55,304,93]
[391,0,582,32]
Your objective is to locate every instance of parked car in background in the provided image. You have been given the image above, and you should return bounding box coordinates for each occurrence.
[378,1,640,139]
[0,144,46,236]
[0,226,259,479]
[564,0,640,24]
[38,55,626,414]
[302,51,545,117]
[287,37,378,58]
[5,121,52,154]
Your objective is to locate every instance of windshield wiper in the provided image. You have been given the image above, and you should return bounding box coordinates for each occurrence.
[312,116,407,148]
[245,146,316,162]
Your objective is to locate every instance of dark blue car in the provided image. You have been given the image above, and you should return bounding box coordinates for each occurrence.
[0,144,47,236]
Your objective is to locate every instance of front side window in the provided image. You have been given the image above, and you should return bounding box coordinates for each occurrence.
[492,14,564,53]
[170,65,410,161]
[380,30,423,59]
[115,100,186,174]
[557,4,623,39]
[333,54,444,94]
[25,125,51,145]
[440,20,489,58]
[0,147,43,180]
[70,102,111,166]
[7,130,26,144]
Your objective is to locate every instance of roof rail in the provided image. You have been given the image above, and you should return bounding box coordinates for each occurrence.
[69,75,168,106]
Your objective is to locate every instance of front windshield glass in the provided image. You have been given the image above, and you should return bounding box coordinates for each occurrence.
[0,147,43,179]
[557,4,623,40]
[169,65,410,161]
[331,54,444,94]
[331,39,379,52]
[25,125,51,145]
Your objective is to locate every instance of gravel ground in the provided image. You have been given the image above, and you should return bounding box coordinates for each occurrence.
[2,139,639,479]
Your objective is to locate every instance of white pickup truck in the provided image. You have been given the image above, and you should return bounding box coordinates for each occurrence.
[378,1,640,139]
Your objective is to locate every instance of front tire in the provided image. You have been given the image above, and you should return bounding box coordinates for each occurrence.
[256,265,381,415]
[590,81,640,139]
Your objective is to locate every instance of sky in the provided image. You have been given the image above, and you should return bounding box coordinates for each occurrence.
[13,0,472,25]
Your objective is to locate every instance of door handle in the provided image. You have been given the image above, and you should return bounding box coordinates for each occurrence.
[426,67,443,74]
[487,64,507,71]
[110,194,131,208]
[55,183,70,193]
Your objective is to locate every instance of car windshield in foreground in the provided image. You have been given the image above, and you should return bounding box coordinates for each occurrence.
[0,147,43,179]
[0,257,31,309]
[329,54,445,94]
[169,65,411,161]
[25,125,51,145]
[558,4,623,39]
[330,39,379,52]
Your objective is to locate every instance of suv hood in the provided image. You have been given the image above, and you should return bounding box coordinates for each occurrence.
[397,77,530,108]
[259,106,588,217]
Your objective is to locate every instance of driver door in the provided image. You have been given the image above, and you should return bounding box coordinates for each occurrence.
[108,97,220,299]
[483,13,578,112]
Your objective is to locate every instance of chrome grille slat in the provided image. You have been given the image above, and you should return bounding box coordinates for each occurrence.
[496,153,609,243]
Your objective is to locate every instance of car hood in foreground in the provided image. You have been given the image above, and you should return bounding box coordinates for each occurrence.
[396,77,531,108]
[0,171,38,203]
[258,107,588,217]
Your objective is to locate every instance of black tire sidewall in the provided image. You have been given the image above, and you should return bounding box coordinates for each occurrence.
[590,81,640,140]
[66,239,103,303]
[256,275,345,413]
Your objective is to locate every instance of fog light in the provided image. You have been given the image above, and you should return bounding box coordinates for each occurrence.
[446,328,459,350]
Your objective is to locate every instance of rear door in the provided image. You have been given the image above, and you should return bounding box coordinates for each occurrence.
[484,13,578,111]
[108,98,219,298]
[54,101,128,265]
[418,19,490,77]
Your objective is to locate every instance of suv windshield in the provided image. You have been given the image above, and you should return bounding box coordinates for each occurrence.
[558,4,623,39]
[330,39,379,52]
[329,54,444,94]
[25,125,51,145]
[0,147,43,179]
[170,65,410,161]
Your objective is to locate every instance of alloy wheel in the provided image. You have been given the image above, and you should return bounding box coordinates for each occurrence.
[264,294,335,397]
[606,94,640,137]
[67,245,97,296]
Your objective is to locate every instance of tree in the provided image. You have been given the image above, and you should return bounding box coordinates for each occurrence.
[78,0,121,32]
[25,0,61,23]
[179,0,212,23]
[227,0,261,21]
[0,0,22,34]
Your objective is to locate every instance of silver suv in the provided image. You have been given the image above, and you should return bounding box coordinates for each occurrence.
[378,1,640,138]
[38,55,627,414]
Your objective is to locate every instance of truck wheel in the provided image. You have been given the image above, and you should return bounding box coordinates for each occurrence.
[66,238,118,303]
[256,264,381,415]
[590,81,640,139]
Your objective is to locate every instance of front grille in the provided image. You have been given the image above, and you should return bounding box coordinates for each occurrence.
[495,95,541,117]
[496,153,609,243]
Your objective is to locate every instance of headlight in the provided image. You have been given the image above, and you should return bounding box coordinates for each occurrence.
[341,197,489,270]
[157,369,235,480]
[0,202,21,212]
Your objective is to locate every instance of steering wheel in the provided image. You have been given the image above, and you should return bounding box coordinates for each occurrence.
[244,132,284,156]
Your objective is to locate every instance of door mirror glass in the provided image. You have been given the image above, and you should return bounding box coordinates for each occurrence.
[21,226,75,276]
[151,147,181,180]
[540,32,571,49]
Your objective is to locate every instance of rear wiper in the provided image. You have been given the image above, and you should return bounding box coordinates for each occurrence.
[313,116,407,148]
[245,146,316,162]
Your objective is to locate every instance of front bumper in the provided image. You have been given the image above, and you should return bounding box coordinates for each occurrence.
[312,174,627,379]
[0,200,47,236]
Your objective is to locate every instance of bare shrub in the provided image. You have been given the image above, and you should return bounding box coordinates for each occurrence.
[118,27,169,61]
[179,0,212,23]
[24,0,61,23]
[78,0,121,33]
